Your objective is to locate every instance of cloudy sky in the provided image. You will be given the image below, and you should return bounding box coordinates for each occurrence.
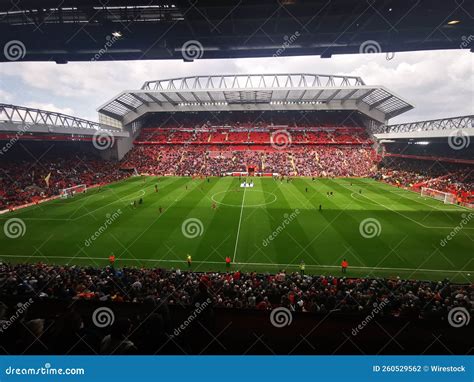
[0,49,472,124]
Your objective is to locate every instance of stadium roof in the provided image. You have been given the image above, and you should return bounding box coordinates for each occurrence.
[1,0,472,63]
[0,103,129,137]
[373,115,474,140]
[98,74,414,125]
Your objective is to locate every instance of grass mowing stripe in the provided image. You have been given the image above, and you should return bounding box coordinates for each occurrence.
[325,178,415,270]
[371,180,469,211]
[275,179,331,266]
[193,178,243,265]
[237,178,283,266]
[347,179,473,275]
[1,177,164,221]
[232,183,247,263]
[369,180,468,224]
[345,179,466,230]
[70,180,153,221]
[67,177,190,262]
[122,178,203,262]
[308,178,400,269]
[177,178,237,268]
[1,176,472,283]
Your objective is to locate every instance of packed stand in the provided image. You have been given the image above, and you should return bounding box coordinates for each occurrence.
[374,158,473,204]
[134,126,371,145]
[1,261,471,317]
[0,156,127,210]
[122,145,375,177]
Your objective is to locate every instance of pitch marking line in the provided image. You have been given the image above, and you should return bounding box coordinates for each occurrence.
[350,192,382,207]
[351,191,455,211]
[0,190,146,222]
[232,186,247,263]
[1,254,472,274]
[340,182,474,231]
[374,182,472,212]
[0,181,171,222]
[211,189,277,207]
[114,183,199,259]
[379,184,469,212]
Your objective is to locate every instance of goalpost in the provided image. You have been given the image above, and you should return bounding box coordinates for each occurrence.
[421,187,456,205]
[60,184,87,198]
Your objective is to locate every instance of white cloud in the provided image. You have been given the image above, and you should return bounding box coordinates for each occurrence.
[0,89,13,102]
[22,102,74,116]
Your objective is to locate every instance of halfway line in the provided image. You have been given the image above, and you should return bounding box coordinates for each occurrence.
[232,186,247,262]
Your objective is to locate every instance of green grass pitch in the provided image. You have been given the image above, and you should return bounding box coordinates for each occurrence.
[1,176,473,283]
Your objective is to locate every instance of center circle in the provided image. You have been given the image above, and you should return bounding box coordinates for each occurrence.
[211,190,278,207]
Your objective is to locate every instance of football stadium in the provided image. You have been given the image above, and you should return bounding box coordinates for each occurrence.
[1,76,473,283]
[0,0,472,368]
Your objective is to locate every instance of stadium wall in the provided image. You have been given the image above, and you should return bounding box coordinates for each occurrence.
[99,124,138,161]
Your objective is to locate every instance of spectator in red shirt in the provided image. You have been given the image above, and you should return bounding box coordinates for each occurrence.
[341,259,348,273]
[109,254,116,267]
[233,270,241,281]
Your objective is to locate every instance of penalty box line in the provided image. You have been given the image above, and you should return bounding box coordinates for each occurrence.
[339,181,474,231]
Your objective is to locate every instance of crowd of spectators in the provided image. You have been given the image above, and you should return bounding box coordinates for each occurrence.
[374,158,473,204]
[1,262,472,354]
[2,262,471,317]
[0,141,376,211]
[0,156,127,210]
[125,125,375,177]
[293,147,374,177]
[122,145,375,177]
[1,127,471,210]
[134,127,372,145]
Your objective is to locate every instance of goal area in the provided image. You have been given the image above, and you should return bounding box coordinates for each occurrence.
[420,187,456,204]
[60,184,87,198]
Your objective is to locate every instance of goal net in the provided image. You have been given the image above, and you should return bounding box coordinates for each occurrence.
[421,187,456,204]
[60,184,87,198]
